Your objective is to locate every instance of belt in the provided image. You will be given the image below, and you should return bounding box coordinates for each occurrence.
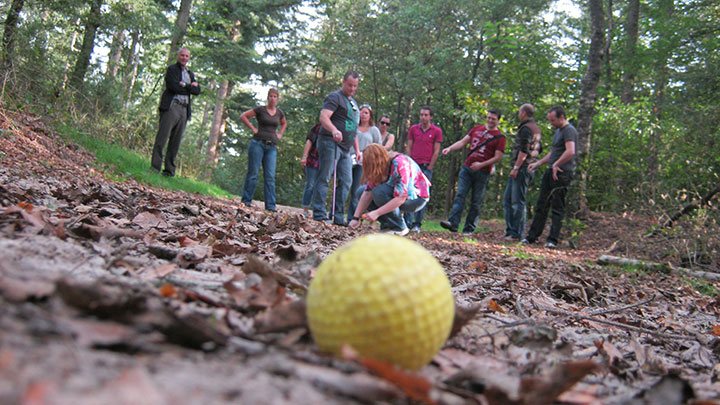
[173,100,188,107]
[261,140,276,146]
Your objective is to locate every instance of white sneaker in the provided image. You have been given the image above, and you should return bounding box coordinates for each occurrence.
[386,227,410,236]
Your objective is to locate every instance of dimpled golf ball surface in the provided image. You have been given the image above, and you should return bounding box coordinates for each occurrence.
[306,234,454,371]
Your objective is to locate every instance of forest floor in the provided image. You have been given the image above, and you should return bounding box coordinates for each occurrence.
[1,107,719,405]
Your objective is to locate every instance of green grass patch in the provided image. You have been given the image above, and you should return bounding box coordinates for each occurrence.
[603,264,644,277]
[56,122,234,199]
[421,220,491,233]
[501,247,544,260]
[421,220,447,232]
[685,278,720,297]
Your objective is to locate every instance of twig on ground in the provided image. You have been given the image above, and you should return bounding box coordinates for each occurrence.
[536,305,696,341]
[588,294,656,316]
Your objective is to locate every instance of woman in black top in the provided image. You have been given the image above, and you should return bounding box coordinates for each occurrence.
[240,88,287,211]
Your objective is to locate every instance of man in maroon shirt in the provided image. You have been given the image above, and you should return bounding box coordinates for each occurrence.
[405,106,442,232]
[440,108,506,234]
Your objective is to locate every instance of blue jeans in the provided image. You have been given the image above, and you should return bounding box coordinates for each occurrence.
[302,166,319,208]
[503,167,534,239]
[311,136,352,223]
[347,164,364,223]
[404,164,432,228]
[368,183,428,231]
[241,139,277,210]
[447,165,490,233]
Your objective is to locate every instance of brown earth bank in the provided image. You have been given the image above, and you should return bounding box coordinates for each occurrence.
[1,107,719,404]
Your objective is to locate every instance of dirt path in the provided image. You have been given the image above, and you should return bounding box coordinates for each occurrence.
[1,108,719,404]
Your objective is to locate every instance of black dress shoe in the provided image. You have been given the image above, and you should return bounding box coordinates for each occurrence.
[440,220,457,232]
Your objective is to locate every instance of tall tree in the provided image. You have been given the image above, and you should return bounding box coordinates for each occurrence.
[621,0,639,103]
[204,79,231,180]
[167,0,192,64]
[105,29,125,80]
[575,0,606,213]
[1,0,25,67]
[69,0,103,90]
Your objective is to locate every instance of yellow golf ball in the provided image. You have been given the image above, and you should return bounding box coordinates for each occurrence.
[306,234,455,371]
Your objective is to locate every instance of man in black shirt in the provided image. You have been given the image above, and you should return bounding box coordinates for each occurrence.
[522,106,577,248]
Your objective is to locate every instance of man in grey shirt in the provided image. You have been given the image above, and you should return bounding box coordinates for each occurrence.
[522,106,577,248]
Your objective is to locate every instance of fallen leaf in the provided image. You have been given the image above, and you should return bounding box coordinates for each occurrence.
[519,360,599,404]
[449,303,481,339]
[180,235,199,247]
[159,284,178,298]
[131,211,167,230]
[341,345,436,404]
[470,261,487,272]
[254,299,307,333]
[141,263,178,280]
[489,299,505,313]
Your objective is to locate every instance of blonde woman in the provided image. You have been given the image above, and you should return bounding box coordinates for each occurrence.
[347,104,382,223]
[348,144,430,236]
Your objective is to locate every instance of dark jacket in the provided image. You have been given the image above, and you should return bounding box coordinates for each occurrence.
[158,62,200,121]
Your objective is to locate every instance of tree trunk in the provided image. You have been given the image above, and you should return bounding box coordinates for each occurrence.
[598,255,720,282]
[69,0,103,91]
[444,93,465,216]
[653,0,674,121]
[575,0,606,213]
[400,97,414,153]
[168,0,193,64]
[621,0,639,103]
[198,79,217,151]
[122,31,140,111]
[648,0,675,196]
[106,29,125,80]
[204,79,230,179]
[1,0,25,68]
[603,0,613,92]
[61,18,81,91]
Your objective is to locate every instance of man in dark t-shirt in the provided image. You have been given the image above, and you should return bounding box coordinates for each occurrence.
[503,103,542,240]
[311,70,362,224]
[522,106,577,248]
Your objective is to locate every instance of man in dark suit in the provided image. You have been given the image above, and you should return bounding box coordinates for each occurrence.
[151,47,200,177]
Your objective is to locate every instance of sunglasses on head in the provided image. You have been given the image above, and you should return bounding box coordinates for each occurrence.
[380,121,391,125]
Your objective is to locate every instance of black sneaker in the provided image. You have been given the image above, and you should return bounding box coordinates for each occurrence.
[544,241,558,248]
[440,220,457,232]
[520,238,534,245]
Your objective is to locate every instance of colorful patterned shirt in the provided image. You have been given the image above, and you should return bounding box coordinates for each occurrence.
[366,153,431,199]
